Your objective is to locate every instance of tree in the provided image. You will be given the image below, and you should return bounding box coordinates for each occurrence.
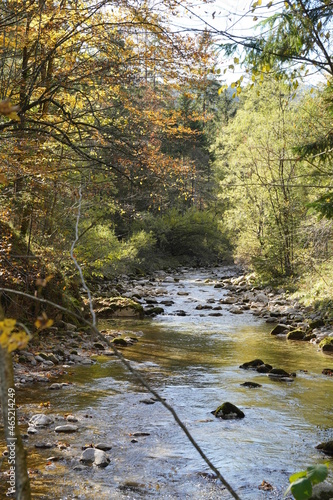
[214,78,318,277]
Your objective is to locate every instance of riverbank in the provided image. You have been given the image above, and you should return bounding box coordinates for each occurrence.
[10,265,333,388]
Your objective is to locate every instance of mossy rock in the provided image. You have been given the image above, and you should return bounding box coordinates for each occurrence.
[270,324,289,335]
[303,333,316,342]
[144,306,164,316]
[287,329,305,341]
[319,337,333,352]
[309,319,325,329]
[93,296,144,319]
[212,402,245,419]
[111,338,128,346]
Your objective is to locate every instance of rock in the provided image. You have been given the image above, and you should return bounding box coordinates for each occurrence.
[256,363,273,373]
[66,415,78,422]
[79,448,110,467]
[255,293,269,304]
[287,329,305,340]
[29,414,54,427]
[95,443,112,451]
[35,442,54,449]
[144,306,164,316]
[268,368,295,379]
[229,306,243,314]
[160,300,174,306]
[54,424,78,433]
[309,319,325,329]
[145,298,158,304]
[240,359,265,370]
[92,296,144,319]
[111,338,128,346]
[316,441,333,455]
[270,324,290,335]
[27,427,38,434]
[212,402,245,419]
[311,482,333,500]
[49,383,63,390]
[303,333,317,342]
[175,310,187,316]
[220,296,237,304]
[240,382,262,388]
[319,337,333,352]
[93,342,105,350]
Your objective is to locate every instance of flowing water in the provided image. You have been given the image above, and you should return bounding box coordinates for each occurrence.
[1,268,332,499]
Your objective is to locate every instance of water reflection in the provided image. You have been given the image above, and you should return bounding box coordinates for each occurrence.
[1,268,332,499]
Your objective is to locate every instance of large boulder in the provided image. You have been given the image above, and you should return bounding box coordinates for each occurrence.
[212,402,245,419]
[92,296,144,319]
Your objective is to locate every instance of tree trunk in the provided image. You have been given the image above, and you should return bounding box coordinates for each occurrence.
[0,306,31,499]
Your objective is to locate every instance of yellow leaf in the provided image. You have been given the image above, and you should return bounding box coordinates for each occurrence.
[0,319,31,352]
[35,312,54,331]
[0,173,8,185]
[0,100,20,121]
[234,57,239,64]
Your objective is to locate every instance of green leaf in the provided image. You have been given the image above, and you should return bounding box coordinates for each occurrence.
[290,477,312,499]
[289,470,307,483]
[306,464,328,485]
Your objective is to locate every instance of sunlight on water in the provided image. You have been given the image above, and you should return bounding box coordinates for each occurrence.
[1,268,332,499]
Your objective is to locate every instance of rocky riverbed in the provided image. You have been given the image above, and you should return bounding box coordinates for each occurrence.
[2,265,333,499]
[10,265,333,387]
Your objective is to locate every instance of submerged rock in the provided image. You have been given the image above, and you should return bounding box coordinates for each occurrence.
[240,359,265,370]
[212,402,245,419]
[240,382,262,388]
[256,363,273,373]
[268,368,295,380]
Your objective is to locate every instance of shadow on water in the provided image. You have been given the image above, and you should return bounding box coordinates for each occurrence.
[1,268,332,499]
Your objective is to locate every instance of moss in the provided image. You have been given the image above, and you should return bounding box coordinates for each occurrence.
[319,337,333,351]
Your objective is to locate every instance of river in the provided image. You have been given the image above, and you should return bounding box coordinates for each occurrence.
[1,267,333,499]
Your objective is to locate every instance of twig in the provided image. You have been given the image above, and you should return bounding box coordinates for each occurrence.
[0,286,241,500]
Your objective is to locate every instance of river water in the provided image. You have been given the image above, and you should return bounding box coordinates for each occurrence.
[1,268,333,499]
